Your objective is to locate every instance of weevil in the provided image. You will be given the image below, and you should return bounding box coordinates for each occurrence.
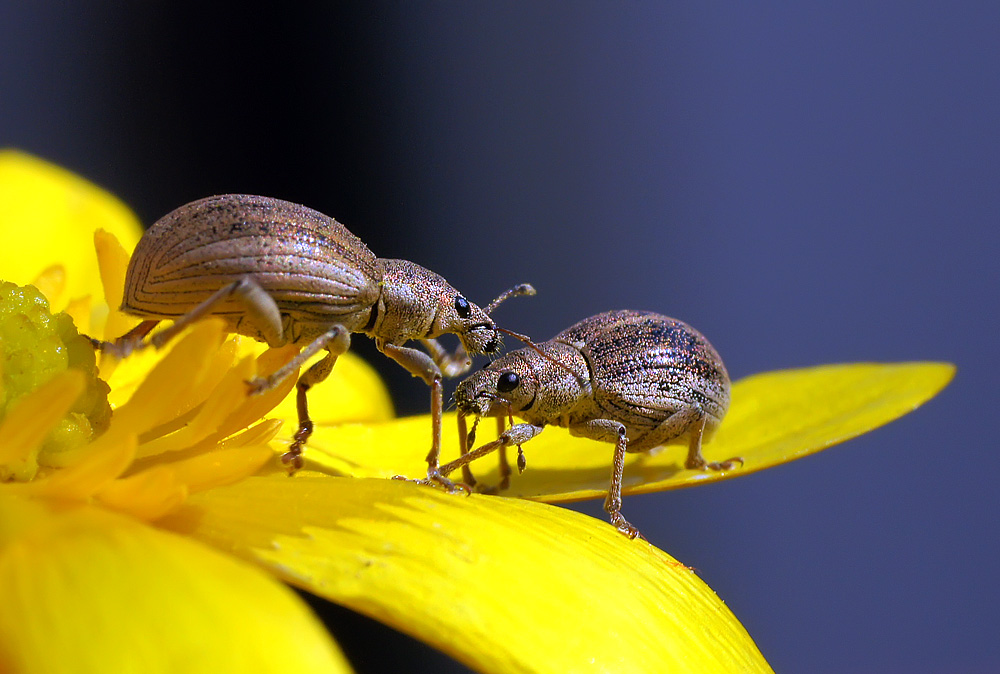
[446,310,742,538]
[105,194,532,473]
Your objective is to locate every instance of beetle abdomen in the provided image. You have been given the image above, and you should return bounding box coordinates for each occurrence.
[122,195,381,323]
[556,310,730,429]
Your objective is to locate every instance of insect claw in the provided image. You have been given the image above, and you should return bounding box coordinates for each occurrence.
[610,515,645,541]
[393,471,472,495]
[429,468,472,494]
[280,449,304,474]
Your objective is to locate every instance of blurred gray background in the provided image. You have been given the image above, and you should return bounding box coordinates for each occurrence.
[4,3,997,672]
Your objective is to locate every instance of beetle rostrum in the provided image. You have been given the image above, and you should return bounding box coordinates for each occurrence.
[447,310,742,539]
[105,194,532,474]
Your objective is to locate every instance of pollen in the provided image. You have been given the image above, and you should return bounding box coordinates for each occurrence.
[0,281,110,480]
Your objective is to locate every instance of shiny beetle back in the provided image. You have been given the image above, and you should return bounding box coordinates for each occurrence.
[555,310,730,446]
[122,194,381,332]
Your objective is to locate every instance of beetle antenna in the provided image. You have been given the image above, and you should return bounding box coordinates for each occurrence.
[467,414,482,451]
[496,326,582,381]
[486,283,536,315]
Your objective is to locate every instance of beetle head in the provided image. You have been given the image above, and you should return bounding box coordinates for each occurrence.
[454,352,537,418]
[447,282,536,355]
[435,290,501,356]
[455,340,592,426]
[378,260,500,354]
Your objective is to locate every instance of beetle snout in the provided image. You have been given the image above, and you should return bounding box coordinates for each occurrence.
[465,394,498,418]
[454,381,497,417]
[462,321,501,356]
[484,333,500,354]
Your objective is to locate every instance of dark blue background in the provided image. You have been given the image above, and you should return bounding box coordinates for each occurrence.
[4,3,997,672]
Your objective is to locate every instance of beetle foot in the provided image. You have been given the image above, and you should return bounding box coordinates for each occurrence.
[92,335,145,360]
[392,471,472,495]
[426,468,473,494]
[280,448,304,474]
[710,456,744,471]
[470,482,502,495]
[279,422,313,475]
[609,513,646,541]
[686,455,744,472]
[438,353,472,378]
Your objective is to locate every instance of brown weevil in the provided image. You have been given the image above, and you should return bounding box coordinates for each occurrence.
[446,310,742,538]
[105,194,532,474]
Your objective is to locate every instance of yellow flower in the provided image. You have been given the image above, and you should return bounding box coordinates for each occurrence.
[0,150,953,674]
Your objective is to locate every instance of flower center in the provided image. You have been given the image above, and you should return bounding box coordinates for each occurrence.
[0,281,110,481]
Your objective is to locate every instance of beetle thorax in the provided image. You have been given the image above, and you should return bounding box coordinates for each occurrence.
[516,342,592,425]
[370,259,444,343]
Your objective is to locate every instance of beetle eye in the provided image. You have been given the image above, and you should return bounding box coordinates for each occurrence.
[454,296,471,318]
[497,372,520,393]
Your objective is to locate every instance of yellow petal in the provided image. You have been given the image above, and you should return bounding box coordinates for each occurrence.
[160,477,771,673]
[0,370,84,468]
[96,465,189,521]
[238,338,395,426]
[98,426,277,520]
[0,370,85,482]
[29,265,67,308]
[0,150,142,308]
[111,320,229,436]
[302,362,954,502]
[105,330,239,414]
[161,443,275,494]
[63,295,93,336]
[0,495,352,674]
[207,346,298,442]
[94,228,141,341]
[131,349,256,459]
[18,431,137,500]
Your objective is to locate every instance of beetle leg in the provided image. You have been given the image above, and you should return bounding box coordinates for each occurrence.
[682,415,743,472]
[428,374,444,475]
[92,319,160,358]
[568,419,644,539]
[460,415,513,495]
[421,337,472,378]
[607,427,643,540]
[495,415,512,491]
[456,412,477,488]
[641,406,743,472]
[438,423,543,481]
[379,342,448,477]
[248,325,348,396]
[147,276,286,351]
[255,326,350,473]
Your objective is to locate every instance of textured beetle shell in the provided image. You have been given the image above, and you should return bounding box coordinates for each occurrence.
[121,195,382,338]
[555,310,730,450]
